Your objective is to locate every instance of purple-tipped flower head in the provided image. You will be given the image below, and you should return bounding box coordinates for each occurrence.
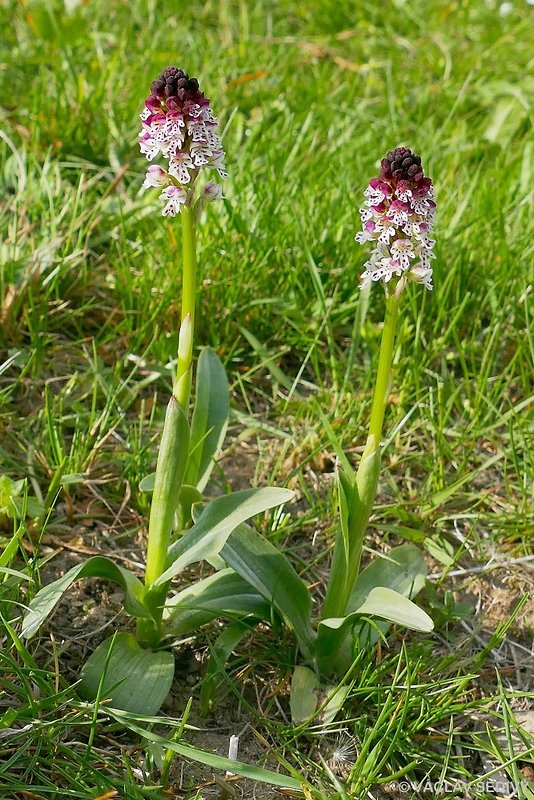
[355,147,436,292]
[139,67,227,216]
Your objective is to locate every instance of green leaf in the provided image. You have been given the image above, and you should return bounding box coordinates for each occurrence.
[0,527,23,568]
[321,587,433,633]
[138,472,156,492]
[139,475,202,518]
[290,666,320,724]
[221,524,316,660]
[139,475,202,501]
[0,475,44,520]
[105,709,302,790]
[21,557,149,638]
[78,633,174,715]
[354,587,433,631]
[316,544,431,670]
[322,450,381,620]
[200,620,255,715]
[184,348,229,492]
[163,568,273,635]
[155,488,294,588]
[348,544,427,612]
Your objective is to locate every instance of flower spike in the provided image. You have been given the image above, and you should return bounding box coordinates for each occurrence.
[355,147,435,293]
[139,67,227,215]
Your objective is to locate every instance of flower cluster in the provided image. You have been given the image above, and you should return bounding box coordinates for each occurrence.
[355,147,436,292]
[139,67,227,216]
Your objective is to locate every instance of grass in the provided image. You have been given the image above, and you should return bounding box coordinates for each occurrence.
[1,0,533,797]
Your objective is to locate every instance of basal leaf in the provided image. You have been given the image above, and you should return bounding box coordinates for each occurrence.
[78,632,174,715]
[163,568,272,635]
[221,524,316,660]
[350,586,433,632]
[22,556,149,638]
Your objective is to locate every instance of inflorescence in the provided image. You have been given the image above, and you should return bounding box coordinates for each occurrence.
[355,147,436,292]
[139,67,227,216]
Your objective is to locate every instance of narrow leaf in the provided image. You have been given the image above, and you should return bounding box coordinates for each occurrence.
[221,524,316,660]
[200,620,254,715]
[155,488,294,587]
[78,632,174,715]
[22,556,149,638]
[163,568,272,635]
[184,348,229,492]
[105,709,302,789]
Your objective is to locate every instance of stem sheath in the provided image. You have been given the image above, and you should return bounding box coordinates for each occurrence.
[322,291,400,620]
[175,204,197,409]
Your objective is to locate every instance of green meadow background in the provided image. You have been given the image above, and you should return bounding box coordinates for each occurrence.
[1,0,532,796]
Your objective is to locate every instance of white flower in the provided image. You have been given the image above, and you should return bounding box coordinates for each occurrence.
[161,185,187,217]
[141,164,170,191]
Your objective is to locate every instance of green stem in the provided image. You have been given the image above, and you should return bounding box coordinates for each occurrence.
[137,206,197,648]
[137,396,190,648]
[368,291,400,446]
[175,204,197,409]
[322,291,400,621]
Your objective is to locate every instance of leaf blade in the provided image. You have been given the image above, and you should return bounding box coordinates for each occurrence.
[184,348,229,492]
[78,632,174,715]
[22,556,149,638]
[163,568,273,635]
[221,524,316,659]
[156,488,294,587]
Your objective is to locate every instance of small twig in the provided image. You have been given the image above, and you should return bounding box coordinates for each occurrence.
[429,555,534,581]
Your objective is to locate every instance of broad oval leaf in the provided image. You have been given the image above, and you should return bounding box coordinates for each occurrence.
[21,556,149,639]
[78,632,174,715]
[184,347,229,492]
[154,488,294,588]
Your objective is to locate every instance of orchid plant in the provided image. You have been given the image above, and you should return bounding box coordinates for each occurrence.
[21,68,293,716]
[195,148,437,719]
[23,71,435,724]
